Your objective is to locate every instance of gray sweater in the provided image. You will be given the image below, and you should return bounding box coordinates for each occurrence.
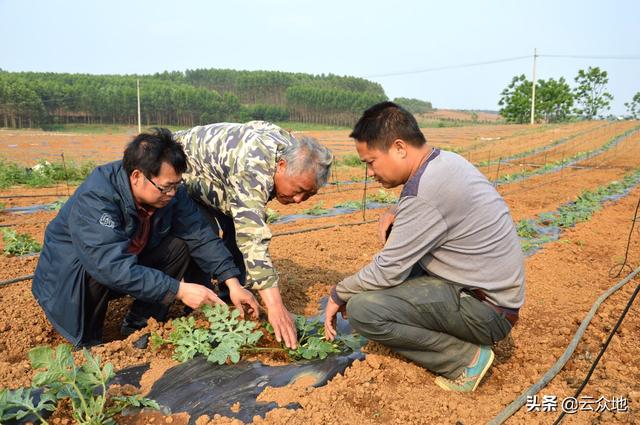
[335,149,525,309]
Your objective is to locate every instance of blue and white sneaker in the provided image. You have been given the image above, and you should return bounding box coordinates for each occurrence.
[434,345,495,392]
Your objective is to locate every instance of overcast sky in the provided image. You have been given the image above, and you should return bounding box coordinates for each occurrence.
[1,0,638,115]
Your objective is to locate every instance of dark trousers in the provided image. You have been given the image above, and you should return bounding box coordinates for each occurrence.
[194,202,247,286]
[346,274,513,379]
[81,235,208,345]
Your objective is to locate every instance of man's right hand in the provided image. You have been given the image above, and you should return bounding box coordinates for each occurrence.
[176,280,225,310]
[378,206,397,244]
[259,287,298,349]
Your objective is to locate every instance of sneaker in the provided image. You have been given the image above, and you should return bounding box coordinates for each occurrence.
[434,345,495,392]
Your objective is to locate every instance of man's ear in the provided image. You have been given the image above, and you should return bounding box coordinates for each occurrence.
[130,169,142,185]
[392,139,408,158]
[276,158,287,174]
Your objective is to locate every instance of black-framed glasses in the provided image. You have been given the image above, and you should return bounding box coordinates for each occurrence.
[144,175,184,195]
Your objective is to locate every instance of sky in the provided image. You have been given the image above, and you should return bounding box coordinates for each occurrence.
[1,0,638,115]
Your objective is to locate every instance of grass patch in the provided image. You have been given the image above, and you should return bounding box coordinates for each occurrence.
[0,159,95,189]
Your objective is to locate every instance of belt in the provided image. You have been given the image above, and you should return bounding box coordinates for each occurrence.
[466,289,519,327]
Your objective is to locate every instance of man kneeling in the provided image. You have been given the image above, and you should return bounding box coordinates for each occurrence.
[33,128,258,347]
[325,102,524,392]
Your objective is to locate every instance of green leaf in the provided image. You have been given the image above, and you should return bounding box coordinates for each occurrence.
[28,345,54,370]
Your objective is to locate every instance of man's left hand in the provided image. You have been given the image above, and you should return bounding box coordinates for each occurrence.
[324,293,347,341]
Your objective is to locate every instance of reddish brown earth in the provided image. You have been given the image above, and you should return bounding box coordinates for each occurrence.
[1,123,639,424]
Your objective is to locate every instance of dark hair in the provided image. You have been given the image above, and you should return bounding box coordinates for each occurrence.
[123,128,187,177]
[349,101,426,150]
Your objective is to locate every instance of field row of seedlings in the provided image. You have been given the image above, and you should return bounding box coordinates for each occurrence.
[491,122,639,181]
[319,121,627,186]
[0,123,639,424]
[265,124,640,229]
[465,121,606,163]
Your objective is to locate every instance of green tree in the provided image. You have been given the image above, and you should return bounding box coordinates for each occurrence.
[498,75,533,123]
[499,75,574,123]
[536,77,573,123]
[573,67,613,120]
[624,92,640,119]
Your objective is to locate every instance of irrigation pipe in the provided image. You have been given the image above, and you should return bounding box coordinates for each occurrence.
[0,194,66,199]
[488,265,640,425]
[272,219,377,237]
[0,273,35,287]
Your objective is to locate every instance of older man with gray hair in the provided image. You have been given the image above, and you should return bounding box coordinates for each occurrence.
[175,121,333,349]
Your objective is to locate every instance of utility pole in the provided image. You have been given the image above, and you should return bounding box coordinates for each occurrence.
[530,48,537,125]
[137,79,142,133]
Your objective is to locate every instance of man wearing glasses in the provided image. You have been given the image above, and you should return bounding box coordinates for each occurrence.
[32,128,259,347]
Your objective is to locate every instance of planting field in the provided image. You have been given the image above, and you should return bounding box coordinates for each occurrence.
[1,121,640,424]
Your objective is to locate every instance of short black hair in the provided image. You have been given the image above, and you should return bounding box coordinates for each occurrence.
[123,128,187,177]
[349,101,426,150]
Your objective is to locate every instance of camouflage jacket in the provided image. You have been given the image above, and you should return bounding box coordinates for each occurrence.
[175,121,295,290]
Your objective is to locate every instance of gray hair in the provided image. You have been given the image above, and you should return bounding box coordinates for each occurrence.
[281,136,333,187]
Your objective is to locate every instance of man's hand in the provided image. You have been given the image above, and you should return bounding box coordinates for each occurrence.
[226,277,259,320]
[378,206,397,245]
[176,280,225,310]
[324,293,347,341]
[259,287,298,349]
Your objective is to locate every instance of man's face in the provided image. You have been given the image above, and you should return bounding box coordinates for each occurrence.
[355,141,407,188]
[130,161,183,209]
[273,159,318,205]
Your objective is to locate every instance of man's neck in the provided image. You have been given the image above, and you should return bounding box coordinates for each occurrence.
[407,145,434,181]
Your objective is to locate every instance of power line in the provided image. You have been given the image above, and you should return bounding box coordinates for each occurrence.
[364,52,640,79]
[364,56,531,78]
[539,54,640,60]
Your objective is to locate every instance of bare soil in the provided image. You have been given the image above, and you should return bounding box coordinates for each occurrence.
[1,123,639,424]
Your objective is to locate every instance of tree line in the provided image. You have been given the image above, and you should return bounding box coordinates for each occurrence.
[499,66,639,123]
[0,69,395,128]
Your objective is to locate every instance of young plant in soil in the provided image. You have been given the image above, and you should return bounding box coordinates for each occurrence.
[264,315,363,361]
[265,208,281,223]
[151,303,263,364]
[0,344,159,425]
[366,189,398,204]
[0,228,41,256]
[302,202,330,216]
[46,197,69,211]
[151,304,362,364]
[334,200,363,210]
